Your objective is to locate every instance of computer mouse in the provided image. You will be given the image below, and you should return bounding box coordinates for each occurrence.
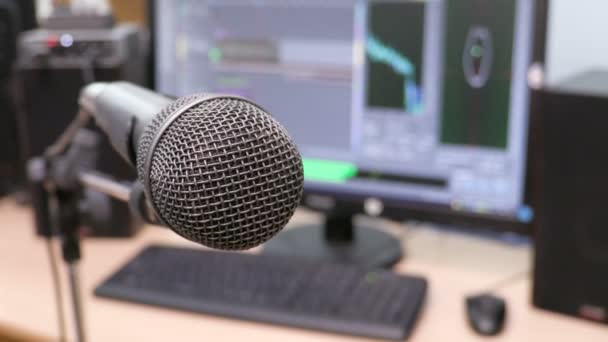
[465,294,506,336]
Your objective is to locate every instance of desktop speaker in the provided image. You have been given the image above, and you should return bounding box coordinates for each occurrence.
[17,24,147,237]
[532,70,608,324]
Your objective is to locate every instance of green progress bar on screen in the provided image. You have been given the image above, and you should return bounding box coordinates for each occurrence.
[302,159,358,182]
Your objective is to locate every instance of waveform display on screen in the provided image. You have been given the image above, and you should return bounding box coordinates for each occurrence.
[365,2,425,114]
[366,34,423,113]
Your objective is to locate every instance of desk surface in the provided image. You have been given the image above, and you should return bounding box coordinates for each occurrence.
[0,199,606,341]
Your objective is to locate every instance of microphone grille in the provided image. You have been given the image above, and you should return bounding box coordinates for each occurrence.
[136,94,304,250]
[136,94,204,173]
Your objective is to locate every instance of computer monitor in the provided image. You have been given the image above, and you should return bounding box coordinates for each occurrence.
[152,0,546,267]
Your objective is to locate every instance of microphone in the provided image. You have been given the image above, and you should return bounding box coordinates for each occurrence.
[79,82,304,250]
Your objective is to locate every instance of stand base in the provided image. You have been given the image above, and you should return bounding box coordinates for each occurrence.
[263,224,403,269]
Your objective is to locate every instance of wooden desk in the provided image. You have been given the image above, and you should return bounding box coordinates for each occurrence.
[0,199,606,341]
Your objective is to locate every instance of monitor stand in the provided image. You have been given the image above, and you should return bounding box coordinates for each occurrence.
[263,213,403,268]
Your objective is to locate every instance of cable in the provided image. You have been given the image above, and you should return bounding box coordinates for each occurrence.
[67,263,86,342]
[45,238,67,342]
[41,155,71,342]
[44,109,91,159]
[80,55,96,85]
[44,55,96,159]
[476,269,530,295]
[47,181,69,342]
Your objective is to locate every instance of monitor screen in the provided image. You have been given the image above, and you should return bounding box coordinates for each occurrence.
[154,0,537,229]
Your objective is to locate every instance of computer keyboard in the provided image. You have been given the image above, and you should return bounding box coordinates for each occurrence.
[94,245,427,340]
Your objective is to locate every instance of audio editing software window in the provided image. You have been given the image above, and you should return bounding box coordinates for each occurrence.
[156,0,535,223]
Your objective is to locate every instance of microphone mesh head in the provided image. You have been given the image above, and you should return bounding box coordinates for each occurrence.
[136,94,304,250]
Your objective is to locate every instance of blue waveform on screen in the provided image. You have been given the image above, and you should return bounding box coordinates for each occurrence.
[366,34,423,113]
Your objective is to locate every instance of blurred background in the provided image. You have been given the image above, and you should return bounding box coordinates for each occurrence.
[1,0,608,341]
[545,0,608,85]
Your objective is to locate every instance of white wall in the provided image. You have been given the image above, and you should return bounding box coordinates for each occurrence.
[36,0,110,19]
[35,0,51,19]
[546,0,608,85]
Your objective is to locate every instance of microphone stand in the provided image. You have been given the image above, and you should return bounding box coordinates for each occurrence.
[79,172,131,203]
[26,108,87,342]
[55,186,86,342]
[31,46,151,339]
[31,104,154,342]
[31,108,131,342]
[31,156,88,342]
[78,171,152,224]
[33,156,146,342]
[34,122,97,342]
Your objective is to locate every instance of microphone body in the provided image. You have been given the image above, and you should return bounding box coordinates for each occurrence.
[79,82,172,164]
[78,82,304,250]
